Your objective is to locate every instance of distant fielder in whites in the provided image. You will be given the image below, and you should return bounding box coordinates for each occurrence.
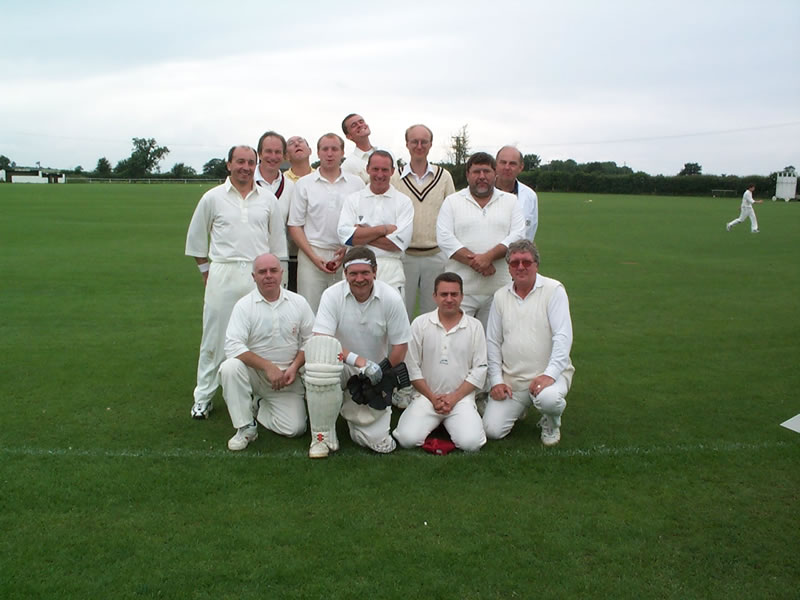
[393,272,488,452]
[436,151,526,329]
[219,254,314,451]
[185,145,288,420]
[392,124,456,317]
[726,184,761,233]
[337,149,414,295]
[303,246,411,457]
[483,240,574,446]
[495,146,538,241]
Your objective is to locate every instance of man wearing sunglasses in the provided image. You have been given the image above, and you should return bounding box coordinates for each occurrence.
[482,240,575,446]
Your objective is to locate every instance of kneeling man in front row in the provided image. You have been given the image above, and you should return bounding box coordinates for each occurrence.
[483,240,575,446]
[393,272,488,452]
[219,253,315,450]
[303,246,412,457]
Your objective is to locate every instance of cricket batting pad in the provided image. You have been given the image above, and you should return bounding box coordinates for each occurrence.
[303,336,344,450]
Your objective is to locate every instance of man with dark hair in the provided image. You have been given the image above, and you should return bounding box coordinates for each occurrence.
[726,184,761,233]
[392,124,456,317]
[341,113,375,183]
[304,246,411,456]
[337,150,414,294]
[483,240,574,446]
[255,130,293,287]
[393,272,488,452]
[436,152,525,328]
[185,145,288,419]
[288,133,364,312]
[496,146,538,241]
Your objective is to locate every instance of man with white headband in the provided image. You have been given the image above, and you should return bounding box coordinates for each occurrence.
[337,149,413,295]
[304,246,411,457]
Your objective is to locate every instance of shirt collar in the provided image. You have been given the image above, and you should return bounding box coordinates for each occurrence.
[509,276,541,300]
[427,308,468,331]
[400,162,435,180]
[255,287,285,304]
[313,169,347,184]
[224,177,257,199]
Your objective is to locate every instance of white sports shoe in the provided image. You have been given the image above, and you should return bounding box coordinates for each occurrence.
[228,421,258,451]
[309,431,335,458]
[726,223,732,231]
[538,415,561,447]
[191,400,213,420]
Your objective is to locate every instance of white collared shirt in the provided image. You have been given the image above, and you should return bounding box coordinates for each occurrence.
[399,161,436,186]
[337,184,414,258]
[342,146,373,184]
[225,288,315,368]
[254,167,294,224]
[436,187,525,295]
[185,177,288,263]
[288,170,364,250]
[313,279,411,362]
[408,310,487,394]
[487,275,573,387]
[515,180,539,241]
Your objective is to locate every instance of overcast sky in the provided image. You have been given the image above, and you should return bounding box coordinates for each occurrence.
[2,0,798,176]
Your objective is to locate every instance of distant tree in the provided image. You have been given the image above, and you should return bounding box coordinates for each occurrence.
[202,158,229,179]
[523,154,541,171]
[74,166,84,174]
[310,160,321,169]
[95,157,112,177]
[678,162,702,176]
[0,155,11,170]
[449,124,470,166]
[115,137,170,177]
[783,165,796,174]
[170,162,197,178]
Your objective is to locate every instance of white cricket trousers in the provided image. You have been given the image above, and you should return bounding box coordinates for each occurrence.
[297,245,342,313]
[402,251,446,317]
[483,375,570,440]
[461,294,493,331]
[727,206,758,232]
[339,382,395,452]
[193,261,254,405]
[393,392,486,452]
[376,256,405,297]
[218,358,307,436]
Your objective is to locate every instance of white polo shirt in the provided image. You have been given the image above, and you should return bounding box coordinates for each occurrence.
[342,147,373,184]
[408,310,487,394]
[185,178,288,263]
[225,288,315,369]
[288,170,364,250]
[436,188,525,295]
[255,168,295,224]
[313,279,411,362]
[337,184,414,258]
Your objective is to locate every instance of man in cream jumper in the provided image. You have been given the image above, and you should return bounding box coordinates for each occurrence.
[483,240,575,446]
[288,133,364,312]
[496,146,538,241]
[392,124,456,316]
[219,254,315,451]
[185,145,288,420]
[393,272,487,452]
[436,152,526,329]
[337,150,414,294]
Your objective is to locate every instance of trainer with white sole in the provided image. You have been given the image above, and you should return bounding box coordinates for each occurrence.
[310,246,412,455]
[219,254,314,451]
[185,145,288,420]
[483,240,575,446]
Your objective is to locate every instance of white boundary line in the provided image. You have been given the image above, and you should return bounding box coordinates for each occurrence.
[0,440,791,461]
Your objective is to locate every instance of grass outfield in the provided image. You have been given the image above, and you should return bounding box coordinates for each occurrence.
[1,184,798,599]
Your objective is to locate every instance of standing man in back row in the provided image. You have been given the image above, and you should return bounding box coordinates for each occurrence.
[288,133,364,312]
[185,145,288,420]
[436,152,525,329]
[341,113,376,184]
[392,124,456,317]
[495,146,538,241]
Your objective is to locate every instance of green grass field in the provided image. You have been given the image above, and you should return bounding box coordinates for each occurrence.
[1,184,798,599]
